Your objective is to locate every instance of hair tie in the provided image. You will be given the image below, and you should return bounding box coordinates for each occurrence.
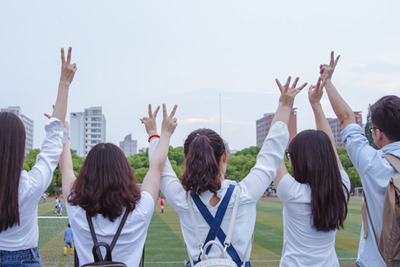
[195,133,200,139]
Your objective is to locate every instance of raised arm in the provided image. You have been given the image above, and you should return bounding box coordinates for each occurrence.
[58,121,76,197]
[140,104,178,204]
[52,47,77,124]
[320,52,355,129]
[272,76,307,188]
[309,77,344,170]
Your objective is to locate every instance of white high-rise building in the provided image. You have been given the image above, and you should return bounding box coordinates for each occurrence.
[1,106,33,156]
[120,134,137,157]
[70,107,106,157]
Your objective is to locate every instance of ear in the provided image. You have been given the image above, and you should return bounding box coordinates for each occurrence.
[222,150,228,164]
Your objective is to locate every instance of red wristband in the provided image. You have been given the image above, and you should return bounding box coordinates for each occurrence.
[148,134,160,143]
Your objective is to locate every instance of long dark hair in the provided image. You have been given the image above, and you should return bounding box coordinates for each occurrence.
[288,130,349,232]
[0,112,26,232]
[182,129,226,195]
[68,143,141,221]
[370,95,400,142]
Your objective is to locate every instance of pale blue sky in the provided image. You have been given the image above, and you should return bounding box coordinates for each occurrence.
[1,1,399,151]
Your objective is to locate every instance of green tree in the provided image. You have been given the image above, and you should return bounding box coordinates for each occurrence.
[22,149,40,171]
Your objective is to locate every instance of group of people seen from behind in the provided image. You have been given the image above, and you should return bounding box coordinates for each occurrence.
[0,48,399,267]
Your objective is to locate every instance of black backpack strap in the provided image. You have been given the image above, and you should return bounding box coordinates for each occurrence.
[86,208,131,261]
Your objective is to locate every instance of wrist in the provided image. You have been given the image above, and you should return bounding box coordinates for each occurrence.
[147,130,158,137]
[148,134,160,143]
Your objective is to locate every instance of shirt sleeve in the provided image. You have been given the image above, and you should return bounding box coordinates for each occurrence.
[341,123,379,177]
[28,118,68,195]
[148,138,185,211]
[240,121,289,201]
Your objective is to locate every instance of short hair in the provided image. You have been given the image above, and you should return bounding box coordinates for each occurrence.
[370,95,400,141]
[0,112,26,232]
[68,143,141,221]
[182,129,226,195]
[288,130,349,232]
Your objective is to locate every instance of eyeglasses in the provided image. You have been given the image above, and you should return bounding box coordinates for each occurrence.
[285,151,291,160]
[369,127,380,133]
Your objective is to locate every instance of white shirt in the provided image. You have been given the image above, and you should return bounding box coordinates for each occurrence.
[149,121,289,262]
[277,170,351,267]
[66,191,154,266]
[0,118,67,251]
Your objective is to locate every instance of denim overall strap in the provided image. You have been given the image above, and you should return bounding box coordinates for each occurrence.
[190,184,241,264]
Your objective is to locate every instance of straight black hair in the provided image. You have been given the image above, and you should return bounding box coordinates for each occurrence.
[288,130,349,232]
[0,112,26,232]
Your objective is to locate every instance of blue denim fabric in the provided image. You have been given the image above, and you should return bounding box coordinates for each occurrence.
[0,247,42,267]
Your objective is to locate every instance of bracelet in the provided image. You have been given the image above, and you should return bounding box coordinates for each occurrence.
[148,134,160,143]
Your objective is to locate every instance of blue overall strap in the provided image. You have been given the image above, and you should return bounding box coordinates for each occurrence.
[190,184,241,264]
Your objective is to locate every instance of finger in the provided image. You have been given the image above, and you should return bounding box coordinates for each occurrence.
[61,48,65,63]
[67,47,72,64]
[162,103,168,119]
[148,104,152,117]
[297,83,308,91]
[44,113,51,119]
[284,76,291,88]
[140,118,144,123]
[275,79,283,92]
[292,77,299,88]
[334,55,340,68]
[153,105,160,118]
[321,76,328,88]
[330,51,335,67]
[169,105,178,118]
[52,105,55,110]
[315,77,321,90]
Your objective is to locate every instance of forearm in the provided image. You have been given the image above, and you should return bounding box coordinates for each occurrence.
[271,104,292,126]
[312,102,343,169]
[52,82,70,123]
[150,134,171,171]
[59,140,76,196]
[312,103,335,143]
[324,80,355,128]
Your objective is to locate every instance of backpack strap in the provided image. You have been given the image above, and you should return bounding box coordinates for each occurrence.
[86,208,130,261]
[188,184,242,265]
[362,154,400,244]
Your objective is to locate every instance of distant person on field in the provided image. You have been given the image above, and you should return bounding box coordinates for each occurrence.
[273,76,350,266]
[160,197,165,214]
[59,104,178,266]
[322,51,400,267]
[56,201,63,217]
[55,197,59,213]
[64,223,73,256]
[147,77,307,266]
[43,193,47,203]
[0,47,75,266]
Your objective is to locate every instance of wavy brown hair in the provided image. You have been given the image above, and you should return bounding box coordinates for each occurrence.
[288,130,349,232]
[68,143,141,221]
[0,112,26,232]
[182,128,226,195]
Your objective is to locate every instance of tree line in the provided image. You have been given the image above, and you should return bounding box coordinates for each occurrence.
[24,109,378,196]
[23,143,370,197]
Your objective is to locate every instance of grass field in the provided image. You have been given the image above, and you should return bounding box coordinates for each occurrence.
[38,197,362,267]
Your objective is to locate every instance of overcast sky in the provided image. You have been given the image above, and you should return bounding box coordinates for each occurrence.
[1,1,399,152]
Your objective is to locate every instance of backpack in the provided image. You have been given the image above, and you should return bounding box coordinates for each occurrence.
[363,154,400,266]
[80,209,130,267]
[187,184,251,267]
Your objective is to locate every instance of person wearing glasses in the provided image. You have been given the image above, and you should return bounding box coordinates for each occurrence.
[322,52,400,267]
[147,77,307,266]
[273,75,350,266]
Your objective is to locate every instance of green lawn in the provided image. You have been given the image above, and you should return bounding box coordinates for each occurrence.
[38,197,362,267]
